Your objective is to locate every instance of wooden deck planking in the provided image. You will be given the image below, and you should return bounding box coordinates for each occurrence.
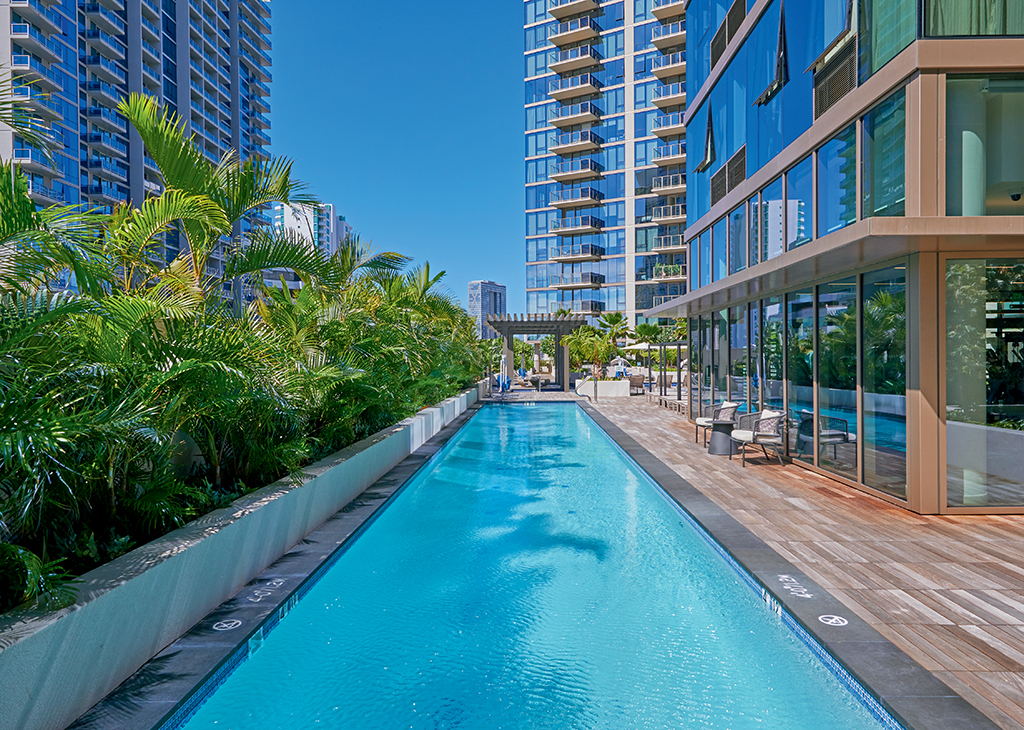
[592,398,1024,730]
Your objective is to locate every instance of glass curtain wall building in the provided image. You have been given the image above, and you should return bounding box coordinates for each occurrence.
[0,0,272,264]
[523,0,688,324]
[469,280,507,340]
[648,0,1024,514]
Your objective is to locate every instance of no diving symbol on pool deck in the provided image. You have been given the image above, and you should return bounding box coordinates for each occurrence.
[213,619,243,631]
[818,615,849,627]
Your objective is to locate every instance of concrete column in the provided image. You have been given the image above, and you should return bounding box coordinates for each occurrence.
[561,342,570,391]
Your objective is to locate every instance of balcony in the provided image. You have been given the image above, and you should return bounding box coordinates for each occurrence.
[84,157,127,182]
[652,82,686,109]
[551,129,603,155]
[11,55,61,92]
[84,28,126,61]
[11,24,61,64]
[652,21,686,50]
[86,132,127,156]
[652,294,683,307]
[652,204,686,225]
[79,3,126,35]
[550,186,604,209]
[652,234,687,252]
[13,87,61,120]
[548,0,600,21]
[549,17,601,46]
[550,243,605,261]
[81,54,126,84]
[651,172,686,196]
[652,51,686,80]
[13,148,53,175]
[11,0,61,35]
[551,272,605,289]
[83,183,127,206]
[551,215,604,235]
[143,179,163,196]
[97,0,124,12]
[653,142,686,166]
[653,263,686,282]
[550,158,603,182]
[27,179,63,206]
[551,299,604,315]
[652,112,686,139]
[652,0,687,20]
[550,101,601,128]
[548,73,603,102]
[549,45,602,74]
[82,106,127,133]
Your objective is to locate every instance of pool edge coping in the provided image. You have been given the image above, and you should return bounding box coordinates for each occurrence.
[579,401,1000,730]
[67,403,485,730]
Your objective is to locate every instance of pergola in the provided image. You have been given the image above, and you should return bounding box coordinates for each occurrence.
[486,313,588,392]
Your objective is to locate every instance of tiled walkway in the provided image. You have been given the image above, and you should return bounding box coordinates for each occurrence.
[592,397,1024,730]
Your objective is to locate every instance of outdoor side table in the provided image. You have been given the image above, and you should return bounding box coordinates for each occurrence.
[707,419,737,455]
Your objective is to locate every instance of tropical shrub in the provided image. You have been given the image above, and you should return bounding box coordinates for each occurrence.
[0,95,484,613]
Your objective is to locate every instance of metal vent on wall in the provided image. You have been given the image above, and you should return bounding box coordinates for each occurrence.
[814,38,856,119]
[710,23,728,68]
[710,146,747,207]
[726,0,746,43]
[710,0,746,69]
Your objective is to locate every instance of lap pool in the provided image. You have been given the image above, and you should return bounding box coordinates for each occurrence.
[177,403,897,729]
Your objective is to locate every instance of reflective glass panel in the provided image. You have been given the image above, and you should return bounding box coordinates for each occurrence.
[762,177,785,260]
[787,156,813,250]
[863,88,906,218]
[729,204,747,275]
[730,305,749,411]
[946,259,1024,507]
[817,124,857,237]
[750,301,762,411]
[787,290,815,463]
[748,194,760,267]
[713,217,728,282]
[715,309,729,404]
[818,278,858,479]
[763,296,785,410]
[864,266,907,498]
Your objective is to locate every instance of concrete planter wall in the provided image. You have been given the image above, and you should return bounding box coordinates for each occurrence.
[0,383,486,730]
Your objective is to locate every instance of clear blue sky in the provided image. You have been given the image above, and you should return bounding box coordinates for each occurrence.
[270,1,526,312]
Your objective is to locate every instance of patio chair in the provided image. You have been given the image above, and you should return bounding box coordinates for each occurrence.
[793,410,854,459]
[694,401,740,447]
[628,374,645,396]
[730,410,785,466]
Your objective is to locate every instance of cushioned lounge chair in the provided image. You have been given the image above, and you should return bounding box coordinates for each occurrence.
[729,410,785,466]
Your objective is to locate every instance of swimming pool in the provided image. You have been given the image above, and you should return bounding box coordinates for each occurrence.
[177,403,896,729]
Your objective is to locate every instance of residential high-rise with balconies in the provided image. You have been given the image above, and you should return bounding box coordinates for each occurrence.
[0,0,272,247]
[523,0,688,325]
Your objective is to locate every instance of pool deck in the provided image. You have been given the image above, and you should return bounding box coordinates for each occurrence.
[591,397,1024,730]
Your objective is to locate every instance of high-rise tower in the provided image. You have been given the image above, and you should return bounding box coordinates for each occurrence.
[523,0,687,326]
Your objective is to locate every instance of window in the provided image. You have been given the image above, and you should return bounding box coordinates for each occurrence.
[786,289,815,463]
[696,107,716,172]
[858,0,915,82]
[761,176,785,260]
[712,217,728,281]
[817,124,857,236]
[817,277,858,479]
[926,0,1024,36]
[754,1,788,105]
[729,203,747,275]
[786,155,813,249]
[862,88,906,218]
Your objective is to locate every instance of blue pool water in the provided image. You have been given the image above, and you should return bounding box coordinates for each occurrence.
[180,404,892,729]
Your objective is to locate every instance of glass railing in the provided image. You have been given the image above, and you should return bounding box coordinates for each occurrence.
[83,184,127,202]
[552,130,603,149]
[84,28,126,57]
[549,73,603,95]
[11,24,62,60]
[550,158,603,177]
[653,113,685,130]
[13,148,51,169]
[653,264,686,279]
[652,173,685,190]
[653,204,686,219]
[551,272,605,286]
[82,106,127,130]
[85,80,121,102]
[653,0,685,7]
[652,21,686,40]
[654,143,686,160]
[85,157,127,178]
[653,234,686,250]
[141,0,159,16]
[141,14,160,38]
[86,133,127,155]
[653,51,685,70]
[27,180,63,203]
[551,215,605,232]
[550,186,604,204]
[79,3,126,33]
[550,16,601,39]
[12,0,63,30]
[550,45,601,67]
[550,243,605,259]
[652,294,681,306]
[550,300,604,314]
[13,87,60,115]
[80,54,126,83]
[551,101,601,121]
[654,82,686,100]
[144,154,158,169]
